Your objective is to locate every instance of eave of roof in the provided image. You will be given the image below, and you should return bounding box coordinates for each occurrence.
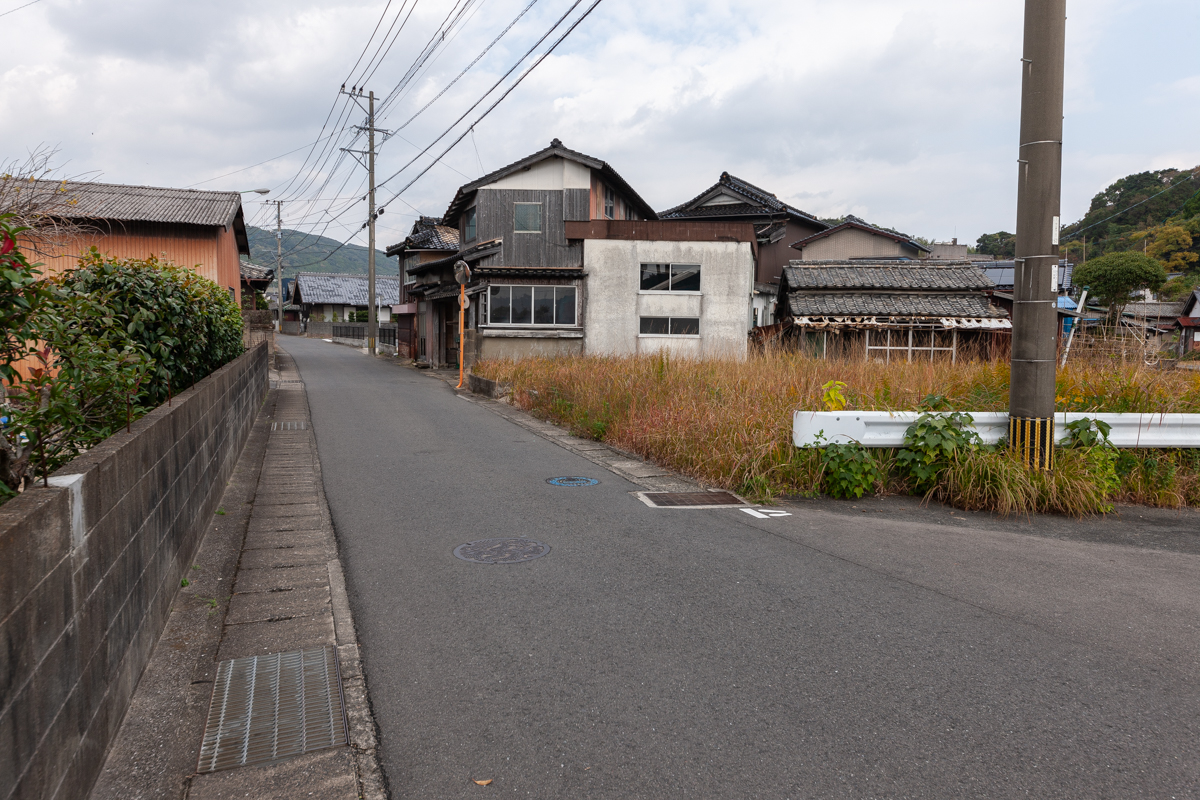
[441,140,657,223]
[789,219,931,253]
[406,238,503,276]
[658,172,828,230]
[780,261,995,291]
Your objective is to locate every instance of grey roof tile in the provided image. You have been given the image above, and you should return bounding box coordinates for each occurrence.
[788,293,1004,318]
[13,179,243,227]
[781,261,995,291]
[292,273,401,305]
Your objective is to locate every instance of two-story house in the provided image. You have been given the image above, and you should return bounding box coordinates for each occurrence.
[399,140,761,366]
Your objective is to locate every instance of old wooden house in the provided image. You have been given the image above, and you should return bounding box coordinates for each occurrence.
[658,172,828,287]
[1177,290,1200,358]
[775,260,1010,361]
[790,216,931,262]
[16,180,251,304]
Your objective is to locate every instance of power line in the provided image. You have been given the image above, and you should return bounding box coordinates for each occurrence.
[1062,172,1199,241]
[379,0,607,209]
[0,0,41,18]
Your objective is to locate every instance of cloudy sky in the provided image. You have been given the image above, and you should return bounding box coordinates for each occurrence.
[2,0,1197,255]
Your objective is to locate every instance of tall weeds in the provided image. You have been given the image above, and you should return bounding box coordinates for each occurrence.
[475,351,1200,515]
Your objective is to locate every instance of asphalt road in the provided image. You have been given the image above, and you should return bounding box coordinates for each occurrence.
[280,337,1200,800]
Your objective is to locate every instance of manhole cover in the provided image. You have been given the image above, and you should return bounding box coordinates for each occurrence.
[454,538,550,564]
[198,647,347,773]
[546,476,599,487]
[636,491,747,508]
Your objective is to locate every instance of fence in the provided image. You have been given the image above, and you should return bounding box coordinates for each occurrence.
[0,343,269,800]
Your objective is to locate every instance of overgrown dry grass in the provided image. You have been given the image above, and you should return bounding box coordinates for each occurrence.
[474,349,1200,515]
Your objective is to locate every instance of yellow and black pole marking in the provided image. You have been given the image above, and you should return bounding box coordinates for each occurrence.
[1009,416,1054,471]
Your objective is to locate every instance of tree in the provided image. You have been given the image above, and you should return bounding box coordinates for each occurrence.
[1145,225,1198,273]
[1158,274,1198,301]
[1073,252,1167,323]
[975,231,1016,259]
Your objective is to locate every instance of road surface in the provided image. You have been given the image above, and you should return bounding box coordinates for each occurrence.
[280,336,1200,799]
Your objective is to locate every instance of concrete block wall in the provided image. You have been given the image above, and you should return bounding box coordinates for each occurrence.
[0,342,268,800]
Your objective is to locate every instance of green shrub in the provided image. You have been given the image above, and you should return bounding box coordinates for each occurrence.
[896,411,986,493]
[819,440,883,499]
[58,249,244,405]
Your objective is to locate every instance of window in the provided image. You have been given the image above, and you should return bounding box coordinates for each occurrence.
[463,207,477,241]
[639,263,701,292]
[514,202,541,233]
[488,285,576,326]
[604,186,615,219]
[640,317,700,336]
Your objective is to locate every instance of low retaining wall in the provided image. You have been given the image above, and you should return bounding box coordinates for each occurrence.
[0,341,269,800]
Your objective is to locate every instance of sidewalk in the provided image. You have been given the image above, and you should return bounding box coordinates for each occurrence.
[87,350,384,800]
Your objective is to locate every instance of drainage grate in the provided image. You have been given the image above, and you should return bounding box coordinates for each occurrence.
[271,421,308,431]
[546,476,599,487]
[197,647,347,773]
[636,491,747,509]
[454,538,550,564]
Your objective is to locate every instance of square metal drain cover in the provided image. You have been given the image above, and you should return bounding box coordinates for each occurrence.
[198,647,347,773]
[635,491,747,508]
[271,421,308,431]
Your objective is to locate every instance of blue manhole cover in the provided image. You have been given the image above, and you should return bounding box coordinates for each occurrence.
[454,538,550,564]
[546,476,599,487]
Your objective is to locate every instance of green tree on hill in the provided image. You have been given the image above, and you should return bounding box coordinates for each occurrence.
[1073,251,1167,323]
[975,231,1016,259]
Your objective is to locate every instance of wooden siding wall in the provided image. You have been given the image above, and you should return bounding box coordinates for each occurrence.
[799,228,914,261]
[758,219,826,284]
[588,174,638,221]
[564,188,590,222]
[28,220,240,303]
[474,188,583,268]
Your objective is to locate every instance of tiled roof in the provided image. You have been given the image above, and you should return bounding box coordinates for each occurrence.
[781,261,995,291]
[787,293,1005,319]
[292,273,402,306]
[239,260,274,282]
[790,216,931,253]
[387,215,459,255]
[1124,301,1186,318]
[659,172,827,229]
[12,179,243,227]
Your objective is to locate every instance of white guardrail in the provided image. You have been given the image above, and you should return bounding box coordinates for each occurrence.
[793,411,1200,449]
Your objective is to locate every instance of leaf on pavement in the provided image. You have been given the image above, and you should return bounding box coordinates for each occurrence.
[473,779,493,786]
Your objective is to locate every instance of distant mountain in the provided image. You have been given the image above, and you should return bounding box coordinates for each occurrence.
[246,226,395,289]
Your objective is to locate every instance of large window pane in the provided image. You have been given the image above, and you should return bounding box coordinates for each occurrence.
[640,263,670,291]
[511,286,533,324]
[489,285,510,324]
[671,264,701,292]
[514,203,541,232]
[533,287,555,325]
[670,317,700,335]
[555,287,576,325]
[639,317,669,334]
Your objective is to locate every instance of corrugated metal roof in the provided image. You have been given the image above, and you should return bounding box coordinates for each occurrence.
[14,179,243,227]
[1125,301,1185,319]
[788,293,1005,318]
[292,273,401,305]
[782,261,995,291]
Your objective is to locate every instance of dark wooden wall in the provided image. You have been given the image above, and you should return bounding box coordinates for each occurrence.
[475,188,583,268]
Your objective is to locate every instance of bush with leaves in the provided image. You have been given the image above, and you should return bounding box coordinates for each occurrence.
[1,214,51,382]
[895,411,985,494]
[819,440,882,499]
[59,249,243,406]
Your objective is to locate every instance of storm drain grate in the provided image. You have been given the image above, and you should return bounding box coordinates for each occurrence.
[197,647,347,773]
[636,491,747,509]
[546,476,599,487]
[271,421,308,431]
[454,538,550,564]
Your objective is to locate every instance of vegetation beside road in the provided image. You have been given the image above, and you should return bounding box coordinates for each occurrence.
[474,351,1200,515]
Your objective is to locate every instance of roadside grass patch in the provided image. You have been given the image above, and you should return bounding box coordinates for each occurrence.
[474,351,1200,516]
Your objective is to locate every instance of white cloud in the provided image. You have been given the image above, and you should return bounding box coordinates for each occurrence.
[2,0,1197,249]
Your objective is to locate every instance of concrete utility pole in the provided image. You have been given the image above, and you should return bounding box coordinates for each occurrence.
[274,200,283,333]
[367,90,377,356]
[1009,0,1066,471]
[341,86,387,356]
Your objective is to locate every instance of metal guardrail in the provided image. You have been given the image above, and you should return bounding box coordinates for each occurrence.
[794,411,1200,448]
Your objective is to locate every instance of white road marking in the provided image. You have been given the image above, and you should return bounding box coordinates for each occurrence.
[741,508,792,519]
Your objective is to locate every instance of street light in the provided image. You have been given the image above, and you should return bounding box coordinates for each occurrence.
[240,188,271,195]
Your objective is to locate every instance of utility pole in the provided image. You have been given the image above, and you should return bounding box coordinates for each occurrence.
[273,200,283,333]
[1009,0,1066,472]
[341,86,388,356]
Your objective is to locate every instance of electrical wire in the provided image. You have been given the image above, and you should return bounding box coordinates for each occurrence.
[1062,173,1199,241]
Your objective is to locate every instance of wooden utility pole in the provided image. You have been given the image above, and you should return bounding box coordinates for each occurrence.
[1009,0,1066,471]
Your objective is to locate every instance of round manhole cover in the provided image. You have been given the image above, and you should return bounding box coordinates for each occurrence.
[454,538,551,564]
[546,476,599,487]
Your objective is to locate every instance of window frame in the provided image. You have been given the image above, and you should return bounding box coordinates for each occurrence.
[604,186,616,220]
[638,316,701,338]
[513,202,543,233]
[463,207,477,242]
[638,262,702,294]
[486,283,578,327]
